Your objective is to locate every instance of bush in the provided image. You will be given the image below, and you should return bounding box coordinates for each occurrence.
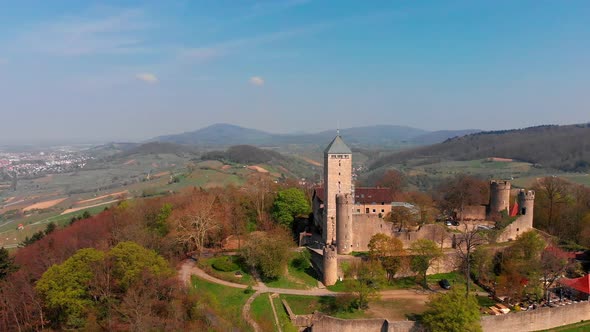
[244,285,254,294]
[291,251,311,270]
[212,256,239,272]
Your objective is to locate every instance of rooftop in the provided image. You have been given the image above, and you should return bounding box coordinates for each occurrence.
[324,135,352,154]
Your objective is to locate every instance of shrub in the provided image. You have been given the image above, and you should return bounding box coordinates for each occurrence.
[212,256,239,272]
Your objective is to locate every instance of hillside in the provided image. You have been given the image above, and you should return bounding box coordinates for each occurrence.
[201,145,319,179]
[152,123,477,148]
[369,124,590,172]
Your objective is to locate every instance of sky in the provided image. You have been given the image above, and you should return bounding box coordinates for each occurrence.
[0,0,589,144]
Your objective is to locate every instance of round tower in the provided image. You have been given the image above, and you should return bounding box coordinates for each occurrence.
[489,180,511,214]
[322,244,338,286]
[517,189,535,228]
[336,193,353,254]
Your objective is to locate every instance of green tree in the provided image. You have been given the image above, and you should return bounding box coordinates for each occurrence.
[36,248,106,328]
[409,239,443,288]
[385,206,420,231]
[368,233,406,282]
[148,203,172,236]
[241,230,292,280]
[0,247,17,280]
[271,188,311,227]
[421,288,482,332]
[44,222,57,235]
[344,260,385,309]
[108,241,173,290]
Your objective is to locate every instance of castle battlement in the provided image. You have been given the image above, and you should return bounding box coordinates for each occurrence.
[490,180,511,190]
[518,189,535,200]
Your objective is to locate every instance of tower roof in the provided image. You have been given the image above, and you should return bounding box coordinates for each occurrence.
[324,135,352,154]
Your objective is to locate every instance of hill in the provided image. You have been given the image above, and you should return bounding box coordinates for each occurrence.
[152,123,477,148]
[201,145,319,179]
[369,124,590,172]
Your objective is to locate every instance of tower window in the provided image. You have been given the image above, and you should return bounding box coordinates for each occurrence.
[521,207,527,215]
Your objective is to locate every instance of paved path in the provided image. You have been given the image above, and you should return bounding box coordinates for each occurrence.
[179,259,477,299]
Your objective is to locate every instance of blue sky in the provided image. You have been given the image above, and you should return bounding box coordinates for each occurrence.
[0,0,589,143]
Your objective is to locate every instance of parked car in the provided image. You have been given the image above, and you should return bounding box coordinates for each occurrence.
[445,220,460,226]
[439,279,451,290]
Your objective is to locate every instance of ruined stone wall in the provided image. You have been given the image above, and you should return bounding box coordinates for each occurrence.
[457,205,487,220]
[351,215,453,250]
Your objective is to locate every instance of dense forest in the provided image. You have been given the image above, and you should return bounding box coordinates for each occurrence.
[370,124,590,172]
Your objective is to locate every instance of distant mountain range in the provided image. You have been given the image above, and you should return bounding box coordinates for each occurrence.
[369,123,590,172]
[152,123,480,148]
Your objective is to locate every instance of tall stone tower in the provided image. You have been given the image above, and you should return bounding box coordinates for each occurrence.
[489,180,511,215]
[336,193,353,254]
[323,135,352,244]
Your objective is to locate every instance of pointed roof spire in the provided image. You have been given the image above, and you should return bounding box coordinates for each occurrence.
[324,135,352,154]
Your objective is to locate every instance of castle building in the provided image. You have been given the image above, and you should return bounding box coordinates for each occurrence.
[312,134,536,285]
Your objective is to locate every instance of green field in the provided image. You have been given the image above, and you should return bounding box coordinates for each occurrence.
[536,320,590,332]
[190,275,251,330]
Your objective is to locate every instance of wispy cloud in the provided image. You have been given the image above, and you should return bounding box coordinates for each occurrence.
[249,76,264,86]
[136,73,158,83]
[179,23,325,62]
[20,8,150,56]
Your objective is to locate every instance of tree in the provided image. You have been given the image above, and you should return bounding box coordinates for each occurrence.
[0,247,17,280]
[376,169,406,200]
[271,188,311,227]
[421,288,482,332]
[44,222,57,235]
[241,230,292,280]
[405,191,437,225]
[497,231,546,301]
[107,241,173,291]
[385,206,419,231]
[455,226,487,297]
[533,177,570,235]
[36,248,106,329]
[344,260,385,309]
[438,175,488,221]
[171,191,219,256]
[409,239,443,288]
[367,233,405,282]
[540,246,572,302]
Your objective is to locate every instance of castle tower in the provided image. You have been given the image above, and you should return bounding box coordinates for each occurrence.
[517,189,535,229]
[489,180,511,215]
[323,244,338,286]
[323,135,352,244]
[336,193,353,254]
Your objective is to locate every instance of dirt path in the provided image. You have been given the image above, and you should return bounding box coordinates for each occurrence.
[243,291,262,332]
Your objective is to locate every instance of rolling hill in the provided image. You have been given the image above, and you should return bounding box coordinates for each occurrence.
[369,124,590,172]
[151,123,479,148]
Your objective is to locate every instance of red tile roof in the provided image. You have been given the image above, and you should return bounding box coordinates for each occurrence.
[560,275,590,294]
[313,187,392,204]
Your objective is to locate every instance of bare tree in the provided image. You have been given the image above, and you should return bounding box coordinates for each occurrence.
[172,193,219,256]
[455,225,487,297]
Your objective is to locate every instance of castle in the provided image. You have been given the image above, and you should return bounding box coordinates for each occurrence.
[312,134,536,285]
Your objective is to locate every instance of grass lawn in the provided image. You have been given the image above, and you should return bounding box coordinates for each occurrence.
[250,293,276,331]
[265,252,319,290]
[197,255,255,285]
[190,275,251,330]
[536,320,590,332]
[280,294,368,319]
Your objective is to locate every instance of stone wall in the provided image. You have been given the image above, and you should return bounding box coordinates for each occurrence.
[457,205,487,220]
[351,215,453,251]
[481,301,590,332]
[307,302,590,332]
[496,215,534,242]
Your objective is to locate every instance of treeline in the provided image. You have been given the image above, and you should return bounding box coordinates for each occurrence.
[0,173,311,331]
[201,145,285,164]
[370,123,590,172]
[532,177,590,248]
